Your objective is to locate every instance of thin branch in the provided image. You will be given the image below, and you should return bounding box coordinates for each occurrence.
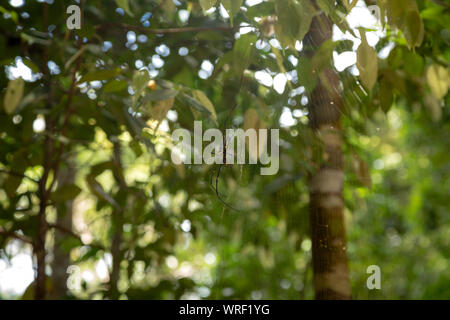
[47,223,105,250]
[34,0,53,300]
[430,0,450,9]
[0,169,39,184]
[95,23,235,35]
[0,227,33,245]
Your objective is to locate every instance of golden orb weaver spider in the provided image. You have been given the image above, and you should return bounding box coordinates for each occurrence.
[209,130,241,212]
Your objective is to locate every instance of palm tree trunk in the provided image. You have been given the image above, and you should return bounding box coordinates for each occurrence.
[304,8,351,300]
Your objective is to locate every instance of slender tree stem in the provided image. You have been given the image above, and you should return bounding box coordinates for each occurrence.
[34,2,51,299]
[0,227,33,244]
[47,223,105,251]
[95,23,234,35]
[0,169,39,184]
[108,142,126,299]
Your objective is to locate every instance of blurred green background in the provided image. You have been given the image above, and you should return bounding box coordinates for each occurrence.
[0,0,448,299]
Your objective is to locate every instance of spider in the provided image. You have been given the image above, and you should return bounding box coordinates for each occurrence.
[210,74,249,212]
[209,131,241,212]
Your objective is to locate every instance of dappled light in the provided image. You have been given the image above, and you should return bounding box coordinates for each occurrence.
[0,0,448,302]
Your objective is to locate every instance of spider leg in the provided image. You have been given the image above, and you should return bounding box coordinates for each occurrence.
[210,165,225,198]
[215,165,222,197]
[216,194,240,212]
[209,167,216,191]
[214,165,240,212]
[209,166,226,198]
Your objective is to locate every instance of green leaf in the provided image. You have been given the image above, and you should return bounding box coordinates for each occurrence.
[59,237,83,253]
[199,0,217,12]
[316,0,333,16]
[157,0,176,18]
[192,90,217,124]
[233,33,257,76]
[297,0,315,43]
[79,68,121,83]
[151,97,175,127]
[335,40,354,54]
[357,31,378,91]
[275,0,299,48]
[298,56,317,93]
[425,95,442,122]
[4,175,23,198]
[115,0,134,17]
[103,80,128,93]
[89,161,114,178]
[21,277,53,300]
[222,0,243,26]
[275,0,315,47]
[132,70,151,106]
[21,31,50,46]
[426,64,449,100]
[379,78,393,113]
[0,6,18,24]
[51,184,82,202]
[311,40,336,72]
[3,78,24,115]
[129,140,143,158]
[247,1,275,18]
[3,151,27,197]
[142,89,178,102]
[298,40,335,93]
[382,69,407,96]
[404,9,424,49]
[386,0,424,49]
[275,0,319,47]
[132,71,150,92]
[87,175,120,209]
[181,93,213,117]
[316,0,352,36]
[403,51,424,76]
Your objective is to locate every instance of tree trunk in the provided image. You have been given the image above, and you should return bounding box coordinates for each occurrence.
[304,8,351,300]
[50,162,75,299]
[108,142,126,300]
[34,125,53,300]
[34,202,47,300]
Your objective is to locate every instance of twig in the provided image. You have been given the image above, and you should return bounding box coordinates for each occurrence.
[0,227,33,245]
[95,23,235,35]
[108,142,127,299]
[34,1,53,300]
[0,169,39,184]
[212,165,240,212]
[47,223,105,250]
